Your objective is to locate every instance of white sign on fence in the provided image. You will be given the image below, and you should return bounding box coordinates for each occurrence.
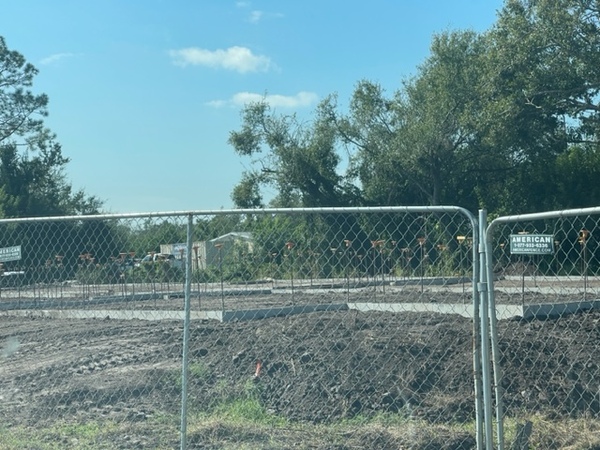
[509,234,554,255]
[0,245,22,262]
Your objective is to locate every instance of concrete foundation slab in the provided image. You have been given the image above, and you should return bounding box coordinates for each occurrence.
[1,300,598,322]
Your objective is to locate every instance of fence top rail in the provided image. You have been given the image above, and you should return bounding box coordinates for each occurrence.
[487,206,600,236]
[0,205,477,225]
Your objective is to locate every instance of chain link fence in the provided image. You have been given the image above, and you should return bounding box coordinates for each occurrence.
[486,208,600,450]
[0,207,483,449]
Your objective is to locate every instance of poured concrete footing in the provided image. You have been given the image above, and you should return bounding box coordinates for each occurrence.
[0,303,349,322]
[348,300,600,320]
[390,276,471,286]
[1,300,598,322]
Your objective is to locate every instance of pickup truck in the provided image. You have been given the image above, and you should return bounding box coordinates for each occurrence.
[139,253,184,269]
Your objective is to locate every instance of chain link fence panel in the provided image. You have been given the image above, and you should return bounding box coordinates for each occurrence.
[486,208,600,450]
[0,207,481,449]
[0,214,190,449]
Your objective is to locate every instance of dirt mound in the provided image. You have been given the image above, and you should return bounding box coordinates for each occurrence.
[186,310,475,424]
[1,306,599,448]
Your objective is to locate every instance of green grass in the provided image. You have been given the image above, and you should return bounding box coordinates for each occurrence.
[501,414,600,450]
[0,421,120,450]
[188,361,211,380]
[170,361,211,390]
[3,401,600,450]
[0,415,182,450]
[203,379,288,427]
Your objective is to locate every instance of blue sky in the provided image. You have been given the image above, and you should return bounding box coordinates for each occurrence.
[1,0,504,213]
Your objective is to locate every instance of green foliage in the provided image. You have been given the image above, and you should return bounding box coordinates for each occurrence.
[188,361,211,380]
[228,1,600,215]
[228,98,356,208]
[0,37,101,218]
[0,420,120,450]
[206,379,286,426]
[75,260,184,285]
[130,219,186,256]
[231,172,263,209]
[170,362,211,391]
[220,241,257,281]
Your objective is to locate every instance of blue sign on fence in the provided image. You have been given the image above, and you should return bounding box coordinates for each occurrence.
[509,234,554,255]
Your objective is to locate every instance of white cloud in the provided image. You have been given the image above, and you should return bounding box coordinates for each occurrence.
[249,10,263,23]
[234,2,283,24]
[247,9,283,24]
[169,46,272,73]
[39,52,75,65]
[208,91,319,109]
[206,99,227,108]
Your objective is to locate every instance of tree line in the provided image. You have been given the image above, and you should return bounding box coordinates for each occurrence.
[1,0,599,280]
[229,0,600,216]
[2,1,598,219]
[0,37,101,218]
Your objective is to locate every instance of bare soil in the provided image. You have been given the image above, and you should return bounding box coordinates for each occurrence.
[1,288,599,449]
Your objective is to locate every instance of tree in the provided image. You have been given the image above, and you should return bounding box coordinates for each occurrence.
[476,0,600,212]
[489,0,600,141]
[0,38,48,145]
[0,36,101,217]
[332,31,492,209]
[228,100,358,208]
[330,81,411,205]
[228,0,600,215]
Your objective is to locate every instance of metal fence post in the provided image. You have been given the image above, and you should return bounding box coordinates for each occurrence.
[478,210,495,450]
[180,214,193,450]
[483,206,600,449]
[471,218,484,450]
[485,219,505,450]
